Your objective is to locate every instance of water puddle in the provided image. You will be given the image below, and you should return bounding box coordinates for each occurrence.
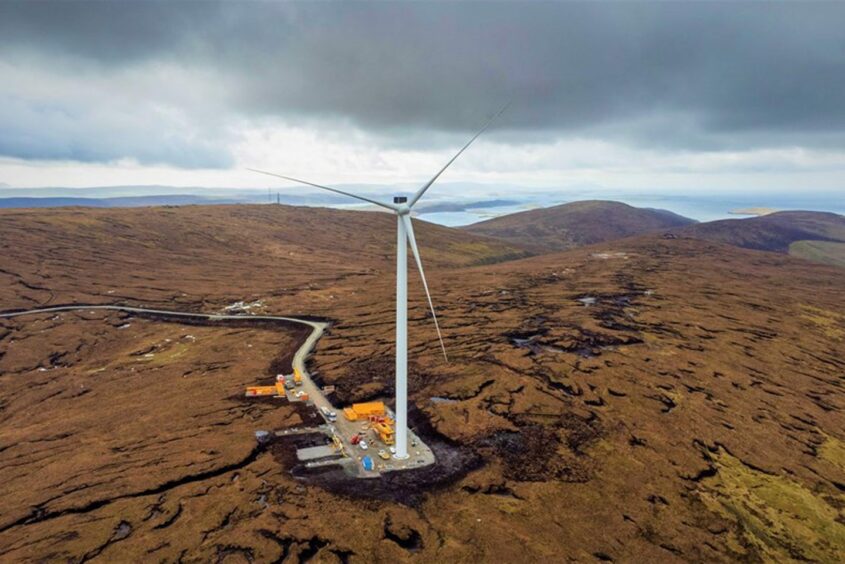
[508,333,598,358]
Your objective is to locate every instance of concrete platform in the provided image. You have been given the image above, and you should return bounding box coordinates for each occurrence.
[296,444,340,461]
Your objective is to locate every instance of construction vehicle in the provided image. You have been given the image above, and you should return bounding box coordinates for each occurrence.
[342,401,386,421]
[377,449,390,460]
[371,421,395,445]
[293,367,303,386]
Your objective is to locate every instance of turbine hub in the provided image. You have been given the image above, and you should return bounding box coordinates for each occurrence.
[394,197,411,215]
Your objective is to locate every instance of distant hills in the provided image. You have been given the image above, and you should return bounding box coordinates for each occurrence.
[463,200,696,251]
[671,211,845,267]
[414,199,518,214]
[461,200,844,268]
[0,195,243,208]
[0,185,380,207]
[2,192,842,267]
[671,211,845,252]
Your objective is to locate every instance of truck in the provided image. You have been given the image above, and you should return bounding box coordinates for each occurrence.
[321,406,337,422]
[371,421,395,445]
[293,367,303,386]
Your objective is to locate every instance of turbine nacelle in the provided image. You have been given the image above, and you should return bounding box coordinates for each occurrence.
[393,196,411,215]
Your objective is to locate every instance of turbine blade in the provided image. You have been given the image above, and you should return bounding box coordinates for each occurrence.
[248,168,398,211]
[402,215,448,362]
[408,101,510,208]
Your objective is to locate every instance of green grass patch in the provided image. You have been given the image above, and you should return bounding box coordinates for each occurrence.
[799,305,844,340]
[699,448,845,562]
[789,240,845,268]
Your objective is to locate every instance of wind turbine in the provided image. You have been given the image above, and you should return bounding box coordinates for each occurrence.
[249,105,507,459]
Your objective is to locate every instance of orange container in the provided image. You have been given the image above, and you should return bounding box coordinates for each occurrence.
[245,386,277,396]
[351,402,385,418]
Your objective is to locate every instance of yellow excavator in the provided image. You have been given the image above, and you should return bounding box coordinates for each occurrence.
[371,421,395,445]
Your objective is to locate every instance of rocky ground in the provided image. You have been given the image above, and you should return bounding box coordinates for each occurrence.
[0,206,843,562]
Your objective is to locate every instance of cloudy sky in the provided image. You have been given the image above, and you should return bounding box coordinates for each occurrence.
[1,1,844,195]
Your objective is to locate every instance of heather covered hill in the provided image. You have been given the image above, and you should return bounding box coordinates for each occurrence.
[463,200,696,251]
[1,206,843,561]
[672,210,845,266]
[0,204,530,309]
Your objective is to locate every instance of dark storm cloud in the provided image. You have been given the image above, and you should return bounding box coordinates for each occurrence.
[1,1,844,165]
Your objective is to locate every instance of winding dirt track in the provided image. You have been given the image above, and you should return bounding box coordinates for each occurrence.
[0,304,327,383]
[1,304,437,477]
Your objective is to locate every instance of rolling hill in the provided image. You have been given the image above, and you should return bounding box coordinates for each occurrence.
[1,204,843,561]
[0,204,531,309]
[463,200,696,251]
[672,210,845,266]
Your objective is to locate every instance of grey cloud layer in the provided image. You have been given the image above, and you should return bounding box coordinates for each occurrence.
[1,2,844,166]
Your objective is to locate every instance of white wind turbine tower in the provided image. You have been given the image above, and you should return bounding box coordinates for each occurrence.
[250,105,507,459]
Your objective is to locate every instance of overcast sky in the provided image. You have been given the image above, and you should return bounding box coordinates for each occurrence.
[1,1,844,195]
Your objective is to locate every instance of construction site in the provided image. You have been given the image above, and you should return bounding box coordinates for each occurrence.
[245,366,435,478]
